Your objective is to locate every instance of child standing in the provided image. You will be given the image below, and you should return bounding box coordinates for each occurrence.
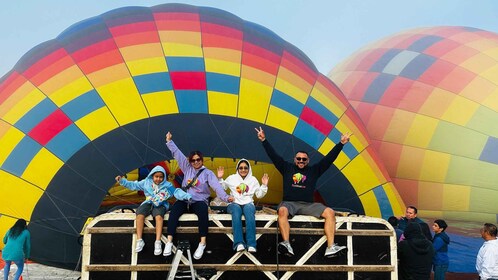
[432,219,450,280]
[115,165,191,255]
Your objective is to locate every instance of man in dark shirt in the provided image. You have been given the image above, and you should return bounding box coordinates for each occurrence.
[398,206,432,241]
[255,126,351,257]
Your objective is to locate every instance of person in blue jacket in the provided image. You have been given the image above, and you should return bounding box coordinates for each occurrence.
[2,219,30,280]
[432,219,450,280]
[115,165,191,256]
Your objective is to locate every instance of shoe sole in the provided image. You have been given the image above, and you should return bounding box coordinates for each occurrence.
[325,248,347,258]
[278,245,294,257]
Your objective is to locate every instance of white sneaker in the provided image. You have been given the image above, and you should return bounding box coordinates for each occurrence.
[278,241,294,256]
[163,241,173,256]
[154,240,162,255]
[248,246,257,253]
[135,239,145,253]
[324,243,347,257]
[236,244,245,252]
[194,243,206,260]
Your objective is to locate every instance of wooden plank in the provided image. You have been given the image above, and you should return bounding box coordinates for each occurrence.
[85,264,395,272]
[87,227,393,236]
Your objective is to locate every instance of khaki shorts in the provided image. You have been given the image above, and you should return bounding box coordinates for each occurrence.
[278,201,326,218]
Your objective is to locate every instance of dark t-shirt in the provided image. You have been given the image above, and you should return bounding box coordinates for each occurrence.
[262,139,344,202]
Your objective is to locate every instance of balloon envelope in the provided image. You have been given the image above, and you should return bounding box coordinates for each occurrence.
[330,26,498,223]
[0,4,404,267]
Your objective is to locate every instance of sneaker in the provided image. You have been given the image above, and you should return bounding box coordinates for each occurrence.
[278,241,294,257]
[135,239,145,253]
[154,240,162,255]
[248,246,257,253]
[163,241,173,256]
[236,244,245,252]
[194,243,206,260]
[325,243,347,257]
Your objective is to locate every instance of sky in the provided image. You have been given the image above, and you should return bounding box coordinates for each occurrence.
[1,1,497,78]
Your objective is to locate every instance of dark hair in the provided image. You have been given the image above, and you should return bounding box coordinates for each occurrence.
[9,219,27,238]
[295,151,309,157]
[387,216,398,227]
[237,160,249,169]
[188,151,204,162]
[483,223,497,237]
[407,206,418,214]
[434,219,448,231]
[404,222,423,239]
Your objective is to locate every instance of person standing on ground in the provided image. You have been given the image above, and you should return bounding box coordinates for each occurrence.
[398,222,435,280]
[432,219,450,280]
[476,223,498,280]
[398,206,432,241]
[2,219,30,280]
[255,126,350,258]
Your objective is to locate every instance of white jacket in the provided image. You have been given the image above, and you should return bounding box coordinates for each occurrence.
[219,159,267,205]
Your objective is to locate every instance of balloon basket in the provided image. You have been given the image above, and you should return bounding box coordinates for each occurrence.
[81,211,397,279]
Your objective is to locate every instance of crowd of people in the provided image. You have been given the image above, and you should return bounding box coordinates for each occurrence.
[391,206,498,280]
[3,127,497,280]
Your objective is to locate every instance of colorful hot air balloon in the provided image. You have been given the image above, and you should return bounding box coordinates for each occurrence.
[330,26,498,223]
[0,4,404,268]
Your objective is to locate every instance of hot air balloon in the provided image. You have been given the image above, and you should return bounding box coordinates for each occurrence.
[0,4,404,268]
[330,26,498,223]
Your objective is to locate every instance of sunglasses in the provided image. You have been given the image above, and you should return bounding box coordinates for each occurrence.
[190,158,202,163]
[295,157,308,162]
[238,166,249,170]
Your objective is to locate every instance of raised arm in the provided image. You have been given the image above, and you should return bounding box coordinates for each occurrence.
[165,131,190,171]
[255,126,286,172]
[115,175,143,191]
[255,173,269,199]
[317,132,352,175]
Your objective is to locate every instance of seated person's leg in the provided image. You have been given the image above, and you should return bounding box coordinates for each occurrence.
[227,203,245,251]
[242,203,257,250]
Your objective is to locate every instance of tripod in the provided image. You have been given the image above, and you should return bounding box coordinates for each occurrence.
[167,240,196,280]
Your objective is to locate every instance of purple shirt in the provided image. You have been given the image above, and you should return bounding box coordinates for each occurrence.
[166,140,229,204]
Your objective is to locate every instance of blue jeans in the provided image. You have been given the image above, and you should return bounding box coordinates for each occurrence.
[3,259,24,280]
[227,203,256,250]
[433,264,448,280]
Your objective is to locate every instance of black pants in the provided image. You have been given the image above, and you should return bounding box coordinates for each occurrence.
[167,200,209,237]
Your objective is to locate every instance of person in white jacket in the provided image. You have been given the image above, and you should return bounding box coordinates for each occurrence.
[217,159,269,253]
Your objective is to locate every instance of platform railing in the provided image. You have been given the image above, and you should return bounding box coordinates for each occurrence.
[81,212,397,280]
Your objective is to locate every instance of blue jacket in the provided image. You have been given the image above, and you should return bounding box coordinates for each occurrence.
[432,231,450,265]
[119,165,191,209]
[2,229,30,261]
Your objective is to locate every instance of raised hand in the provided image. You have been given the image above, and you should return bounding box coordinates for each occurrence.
[255,126,266,141]
[217,166,225,179]
[261,173,269,185]
[166,131,172,142]
[340,132,353,144]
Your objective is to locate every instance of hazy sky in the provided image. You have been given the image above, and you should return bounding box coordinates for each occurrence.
[1,1,497,78]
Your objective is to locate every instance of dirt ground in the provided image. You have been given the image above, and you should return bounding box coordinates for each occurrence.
[0,262,79,279]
